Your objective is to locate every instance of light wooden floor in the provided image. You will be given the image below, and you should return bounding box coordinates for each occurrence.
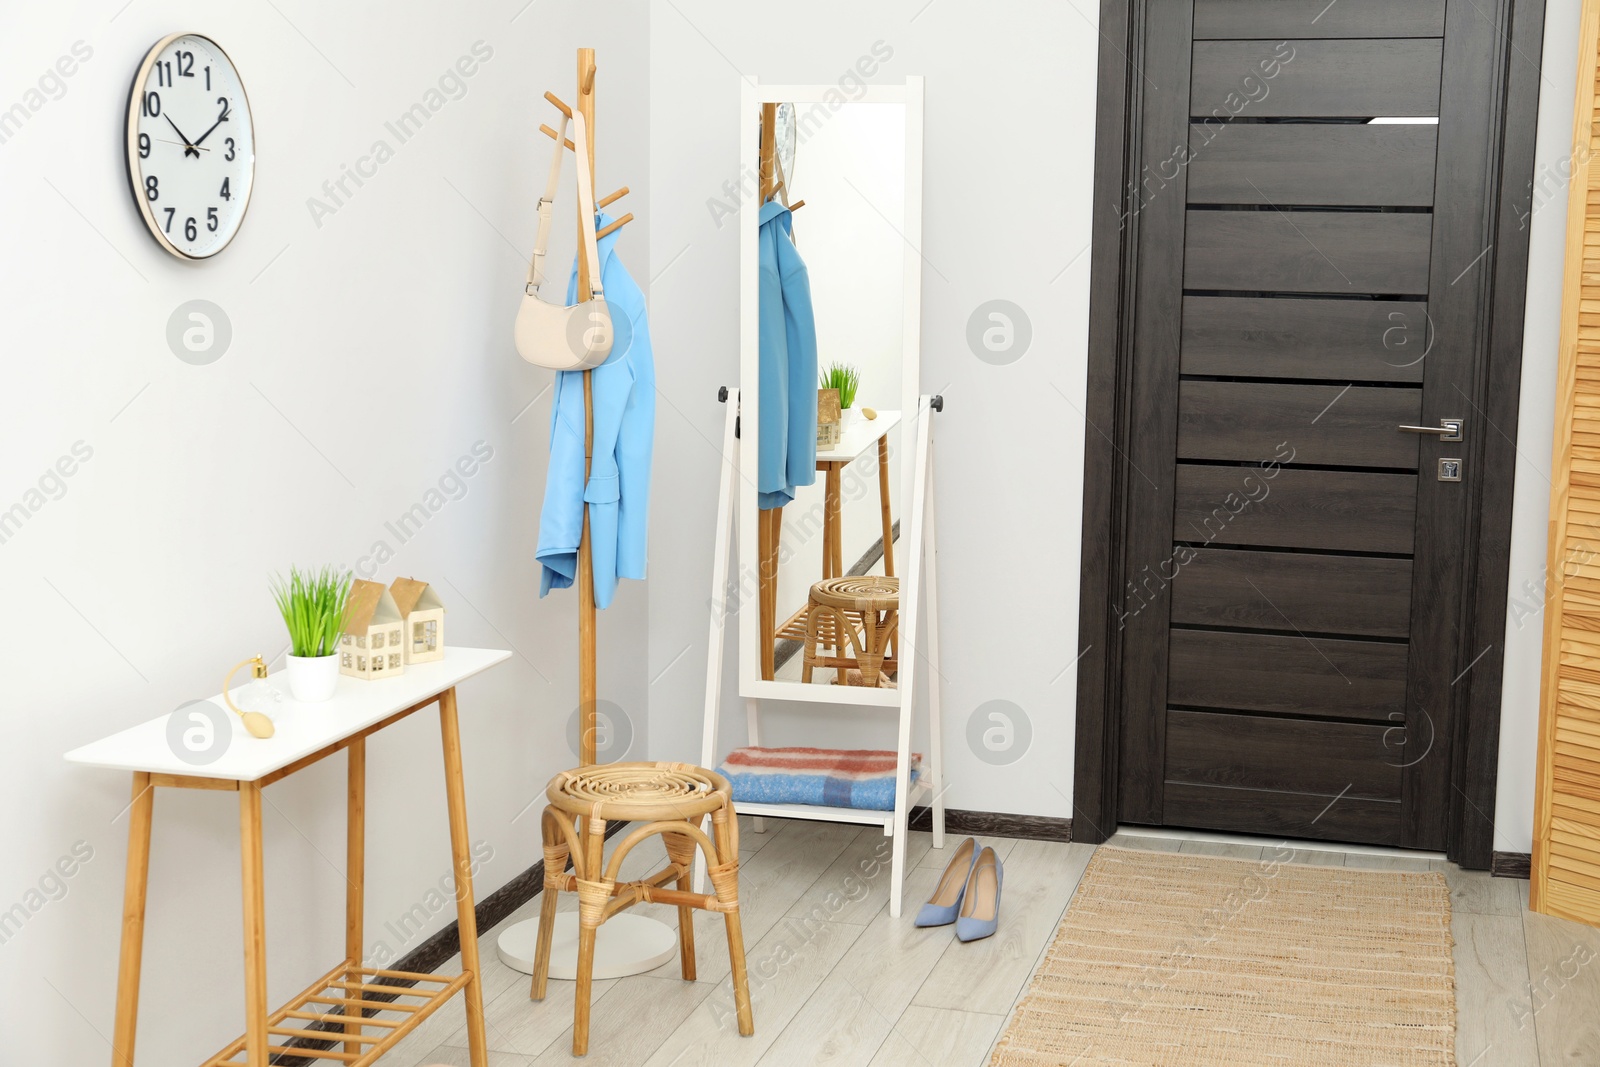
[372,819,1600,1066]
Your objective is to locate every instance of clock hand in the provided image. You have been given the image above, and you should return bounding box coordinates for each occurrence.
[163,115,200,158]
[156,138,209,152]
[192,110,228,148]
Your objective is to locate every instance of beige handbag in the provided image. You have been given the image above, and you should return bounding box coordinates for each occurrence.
[515,110,613,370]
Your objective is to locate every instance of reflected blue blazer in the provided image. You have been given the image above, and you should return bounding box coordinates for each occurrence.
[758,200,818,509]
[535,214,655,609]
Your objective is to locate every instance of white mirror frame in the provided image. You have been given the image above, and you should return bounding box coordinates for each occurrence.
[737,75,925,704]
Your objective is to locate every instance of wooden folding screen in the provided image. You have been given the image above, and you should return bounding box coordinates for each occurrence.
[1535,0,1600,927]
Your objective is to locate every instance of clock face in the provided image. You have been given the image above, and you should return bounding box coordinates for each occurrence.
[125,34,255,260]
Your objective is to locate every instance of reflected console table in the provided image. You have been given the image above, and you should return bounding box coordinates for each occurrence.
[65,646,511,1067]
[759,409,902,679]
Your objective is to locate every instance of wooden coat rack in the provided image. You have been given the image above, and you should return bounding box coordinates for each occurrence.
[499,49,680,984]
[540,48,630,765]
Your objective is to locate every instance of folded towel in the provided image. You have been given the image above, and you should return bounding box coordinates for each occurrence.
[717,746,921,812]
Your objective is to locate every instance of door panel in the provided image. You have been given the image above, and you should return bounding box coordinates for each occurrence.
[1163,782,1402,844]
[1178,382,1422,468]
[1165,710,1402,799]
[1180,296,1428,383]
[1187,124,1438,207]
[1168,629,1409,721]
[1184,211,1434,294]
[1170,549,1413,637]
[1117,0,1509,850]
[1191,40,1443,118]
[1192,0,1446,39]
[1173,466,1417,553]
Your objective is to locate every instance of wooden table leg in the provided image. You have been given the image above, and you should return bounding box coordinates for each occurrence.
[239,780,268,1067]
[111,772,154,1067]
[759,506,783,680]
[439,688,489,1067]
[825,464,847,683]
[345,736,366,1057]
[877,436,895,577]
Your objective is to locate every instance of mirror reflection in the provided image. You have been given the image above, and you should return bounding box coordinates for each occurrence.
[751,99,909,689]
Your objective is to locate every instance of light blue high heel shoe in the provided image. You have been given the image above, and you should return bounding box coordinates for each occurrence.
[914,837,978,927]
[955,846,1002,942]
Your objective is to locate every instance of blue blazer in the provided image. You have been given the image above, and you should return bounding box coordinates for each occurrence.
[758,200,818,509]
[536,213,655,609]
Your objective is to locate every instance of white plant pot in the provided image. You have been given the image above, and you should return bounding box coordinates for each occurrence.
[285,654,340,703]
[840,407,861,432]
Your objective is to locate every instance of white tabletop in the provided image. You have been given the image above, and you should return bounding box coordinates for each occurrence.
[63,647,512,781]
[816,409,901,465]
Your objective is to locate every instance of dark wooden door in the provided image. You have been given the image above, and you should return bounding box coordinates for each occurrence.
[1116,0,1510,849]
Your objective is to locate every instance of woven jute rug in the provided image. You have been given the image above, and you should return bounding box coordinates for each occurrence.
[989,845,1455,1066]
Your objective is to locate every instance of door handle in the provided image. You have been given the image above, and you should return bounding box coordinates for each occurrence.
[1397,418,1464,441]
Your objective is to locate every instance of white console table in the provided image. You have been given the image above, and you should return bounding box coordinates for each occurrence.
[65,646,511,1067]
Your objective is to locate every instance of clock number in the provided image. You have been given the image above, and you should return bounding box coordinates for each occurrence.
[162,208,175,233]
[224,137,236,162]
[184,217,197,242]
[207,208,219,232]
[215,97,231,123]
[204,66,211,90]
[144,175,159,202]
[138,133,150,159]
[156,61,171,87]
[142,91,160,118]
[175,50,195,77]
[219,177,231,201]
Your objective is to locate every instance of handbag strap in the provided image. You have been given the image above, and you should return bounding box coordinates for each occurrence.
[526,111,605,299]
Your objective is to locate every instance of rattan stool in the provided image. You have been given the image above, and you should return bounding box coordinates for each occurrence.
[802,575,900,686]
[530,761,754,1055]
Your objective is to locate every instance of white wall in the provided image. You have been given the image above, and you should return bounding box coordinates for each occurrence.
[646,0,1097,817]
[1497,0,1585,855]
[0,2,647,1062]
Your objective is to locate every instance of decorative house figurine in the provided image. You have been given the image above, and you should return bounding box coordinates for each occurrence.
[817,387,842,449]
[339,579,406,679]
[390,577,446,664]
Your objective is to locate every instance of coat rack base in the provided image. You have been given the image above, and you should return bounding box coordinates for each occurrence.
[496,913,677,979]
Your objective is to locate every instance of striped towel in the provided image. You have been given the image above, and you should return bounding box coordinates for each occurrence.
[717,746,921,812]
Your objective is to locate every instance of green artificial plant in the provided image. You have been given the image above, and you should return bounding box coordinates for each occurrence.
[270,566,353,659]
[819,363,861,409]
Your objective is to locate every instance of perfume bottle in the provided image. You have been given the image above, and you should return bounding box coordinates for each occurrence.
[225,655,281,739]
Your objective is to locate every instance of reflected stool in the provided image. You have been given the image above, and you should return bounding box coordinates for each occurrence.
[802,575,900,686]
[531,761,754,1055]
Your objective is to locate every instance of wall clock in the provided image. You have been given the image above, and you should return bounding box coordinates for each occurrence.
[125,33,255,260]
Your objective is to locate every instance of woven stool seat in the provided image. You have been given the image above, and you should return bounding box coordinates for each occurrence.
[804,576,900,686]
[811,574,899,612]
[532,759,753,1054]
[547,761,730,821]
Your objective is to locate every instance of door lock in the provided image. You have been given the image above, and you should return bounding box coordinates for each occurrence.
[1398,417,1464,442]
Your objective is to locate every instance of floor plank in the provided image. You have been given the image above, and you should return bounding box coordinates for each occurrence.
[1105,832,1184,854]
[867,1006,1005,1067]
[1452,912,1540,1066]
[1179,839,1264,861]
[912,841,1094,1016]
[1284,848,1346,867]
[1524,905,1600,1064]
[530,974,713,1066]
[1342,852,1434,872]
[784,824,933,927]
[757,865,950,1066]
[643,918,866,1066]
[1431,859,1523,917]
